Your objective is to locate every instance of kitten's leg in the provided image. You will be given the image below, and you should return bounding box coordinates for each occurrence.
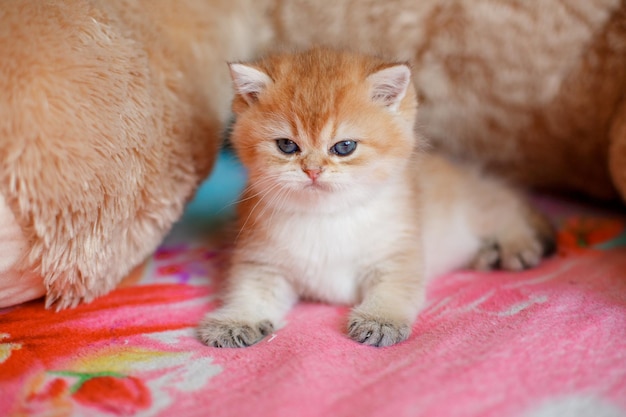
[420,154,555,274]
[348,254,424,348]
[458,167,555,271]
[197,262,297,348]
[469,200,555,271]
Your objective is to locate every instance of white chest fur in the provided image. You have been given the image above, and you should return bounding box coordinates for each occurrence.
[261,191,409,305]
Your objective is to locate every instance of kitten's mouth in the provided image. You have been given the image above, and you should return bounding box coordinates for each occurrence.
[303,182,330,192]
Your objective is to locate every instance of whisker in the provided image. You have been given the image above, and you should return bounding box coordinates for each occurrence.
[217,175,283,213]
[254,182,290,225]
[234,181,283,243]
[268,185,293,228]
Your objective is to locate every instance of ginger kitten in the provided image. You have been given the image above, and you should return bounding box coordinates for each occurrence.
[198,48,554,348]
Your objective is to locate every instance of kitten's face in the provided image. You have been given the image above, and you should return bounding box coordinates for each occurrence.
[229,48,420,212]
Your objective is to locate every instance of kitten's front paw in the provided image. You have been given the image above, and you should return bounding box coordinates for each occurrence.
[197,317,274,348]
[347,312,410,347]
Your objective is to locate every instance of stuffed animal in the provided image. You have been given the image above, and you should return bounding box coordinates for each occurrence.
[1,0,624,309]
[0,0,271,309]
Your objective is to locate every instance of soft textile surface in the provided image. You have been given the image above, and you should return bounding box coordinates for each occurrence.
[2,152,626,417]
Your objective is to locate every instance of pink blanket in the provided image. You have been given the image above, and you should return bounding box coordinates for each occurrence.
[2,193,626,417]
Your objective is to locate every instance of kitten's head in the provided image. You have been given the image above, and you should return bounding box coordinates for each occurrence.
[229,47,420,213]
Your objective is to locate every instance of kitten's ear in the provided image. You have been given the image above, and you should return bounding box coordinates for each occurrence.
[229,63,272,105]
[367,64,412,111]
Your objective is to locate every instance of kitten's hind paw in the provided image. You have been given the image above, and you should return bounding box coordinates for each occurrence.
[347,312,410,347]
[472,210,556,272]
[197,317,274,348]
[472,240,544,271]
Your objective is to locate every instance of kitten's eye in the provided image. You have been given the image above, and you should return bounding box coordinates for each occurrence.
[276,138,300,154]
[330,140,357,156]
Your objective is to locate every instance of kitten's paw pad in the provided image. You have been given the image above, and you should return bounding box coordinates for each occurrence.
[472,240,543,271]
[347,314,410,347]
[471,244,502,271]
[197,317,274,348]
[500,242,544,271]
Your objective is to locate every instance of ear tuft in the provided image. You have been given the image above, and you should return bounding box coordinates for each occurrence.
[367,65,412,111]
[229,63,272,105]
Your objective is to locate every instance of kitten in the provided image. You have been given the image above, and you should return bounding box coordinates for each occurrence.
[198,47,554,348]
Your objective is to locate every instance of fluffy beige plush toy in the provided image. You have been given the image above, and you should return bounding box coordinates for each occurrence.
[0,0,271,309]
[1,0,625,309]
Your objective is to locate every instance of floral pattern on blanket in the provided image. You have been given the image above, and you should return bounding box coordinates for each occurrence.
[1,280,223,417]
[2,178,626,417]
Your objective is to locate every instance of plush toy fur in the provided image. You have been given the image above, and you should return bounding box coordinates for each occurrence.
[0,0,624,309]
[0,0,271,309]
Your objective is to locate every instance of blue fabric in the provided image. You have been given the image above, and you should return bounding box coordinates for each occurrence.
[164,150,247,244]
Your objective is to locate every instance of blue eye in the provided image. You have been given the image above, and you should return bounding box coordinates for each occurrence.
[276,138,300,154]
[330,140,357,156]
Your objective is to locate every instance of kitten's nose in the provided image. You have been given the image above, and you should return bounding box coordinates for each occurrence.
[303,168,323,181]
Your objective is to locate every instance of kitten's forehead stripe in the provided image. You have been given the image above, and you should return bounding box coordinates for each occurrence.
[291,81,343,142]
[255,49,379,146]
[319,119,336,146]
[294,118,337,149]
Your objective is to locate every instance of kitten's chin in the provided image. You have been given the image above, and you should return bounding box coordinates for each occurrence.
[303,182,332,192]
[277,184,373,214]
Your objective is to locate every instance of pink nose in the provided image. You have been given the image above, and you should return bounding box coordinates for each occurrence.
[304,168,322,181]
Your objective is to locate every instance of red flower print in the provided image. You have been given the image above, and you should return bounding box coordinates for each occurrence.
[557,217,625,256]
[26,378,69,402]
[72,375,151,415]
[22,376,73,416]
